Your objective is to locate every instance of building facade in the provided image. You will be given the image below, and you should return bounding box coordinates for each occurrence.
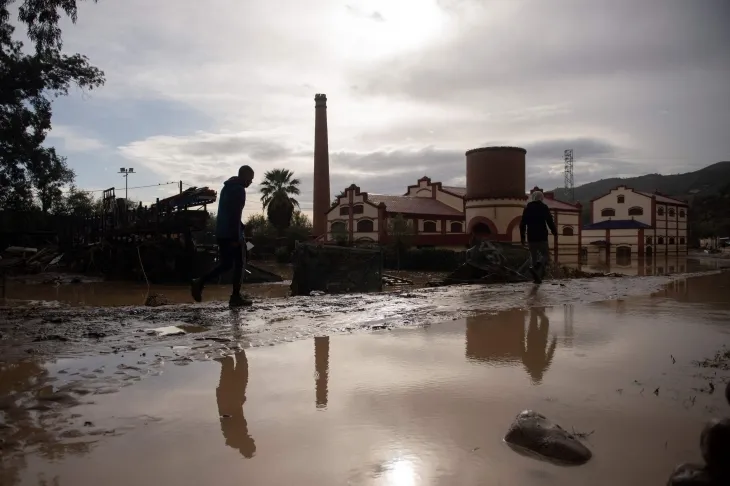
[326,176,582,263]
[581,185,689,261]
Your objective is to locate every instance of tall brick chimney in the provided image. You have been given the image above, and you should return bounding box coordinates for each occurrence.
[313,93,330,238]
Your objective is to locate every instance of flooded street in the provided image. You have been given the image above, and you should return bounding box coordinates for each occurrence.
[2,270,730,485]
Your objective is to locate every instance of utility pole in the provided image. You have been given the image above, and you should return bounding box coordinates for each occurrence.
[118,167,135,202]
[179,181,183,194]
[563,149,574,202]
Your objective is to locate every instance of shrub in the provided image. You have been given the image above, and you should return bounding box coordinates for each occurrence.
[275,246,291,264]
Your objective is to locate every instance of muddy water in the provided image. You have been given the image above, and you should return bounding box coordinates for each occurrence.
[1,269,446,308]
[2,272,730,485]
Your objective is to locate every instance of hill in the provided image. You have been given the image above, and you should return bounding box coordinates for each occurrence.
[552,161,730,204]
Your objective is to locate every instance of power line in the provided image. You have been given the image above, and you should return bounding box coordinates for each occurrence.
[62,181,179,194]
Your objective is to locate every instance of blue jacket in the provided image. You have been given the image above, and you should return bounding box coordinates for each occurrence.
[215,177,247,240]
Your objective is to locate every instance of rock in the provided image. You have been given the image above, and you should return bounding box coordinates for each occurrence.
[667,463,714,485]
[504,410,592,465]
[700,418,730,479]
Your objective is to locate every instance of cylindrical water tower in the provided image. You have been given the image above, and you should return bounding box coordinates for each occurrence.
[465,146,526,200]
[464,146,527,239]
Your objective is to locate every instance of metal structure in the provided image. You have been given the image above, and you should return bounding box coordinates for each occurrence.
[563,149,574,202]
[118,167,135,201]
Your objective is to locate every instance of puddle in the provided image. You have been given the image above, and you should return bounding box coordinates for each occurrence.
[2,272,730,485]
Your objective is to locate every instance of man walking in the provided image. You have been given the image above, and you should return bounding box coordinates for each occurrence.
[519,191,557,284]
[191,165,254,307]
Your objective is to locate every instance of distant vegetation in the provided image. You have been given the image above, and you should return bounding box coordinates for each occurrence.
[259,168,301,233]
[551,161,730,233]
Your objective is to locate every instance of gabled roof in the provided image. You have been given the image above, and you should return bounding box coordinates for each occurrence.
[583,219,652,230]
[635,191,688,205]
[543,198,580,211]
[368,195,463,217]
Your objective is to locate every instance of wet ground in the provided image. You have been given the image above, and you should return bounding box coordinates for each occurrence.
[2,266,730,485]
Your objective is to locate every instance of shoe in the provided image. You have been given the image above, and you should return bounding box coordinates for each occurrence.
[528,266,542,284]
[229,293,253,308]
[191,278,203,302]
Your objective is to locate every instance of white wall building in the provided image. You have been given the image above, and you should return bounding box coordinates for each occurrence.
[581,185,689,262]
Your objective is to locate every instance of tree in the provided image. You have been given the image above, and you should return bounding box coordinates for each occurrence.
[259,169,301,233]
[387,213,415,269]
[58,185,96,216]
[331,189,346,208]
[0,1,105,211]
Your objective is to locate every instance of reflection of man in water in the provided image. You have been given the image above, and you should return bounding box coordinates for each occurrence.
[216,351,256,458]
[521,307,557,385]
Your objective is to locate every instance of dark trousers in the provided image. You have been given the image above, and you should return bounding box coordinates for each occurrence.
[201,238,244,295]
[528,241,550,279]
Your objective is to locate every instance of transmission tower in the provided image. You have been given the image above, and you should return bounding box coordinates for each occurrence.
[564,149,575,202]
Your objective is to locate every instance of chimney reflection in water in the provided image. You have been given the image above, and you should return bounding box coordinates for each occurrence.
[314,336,330,409]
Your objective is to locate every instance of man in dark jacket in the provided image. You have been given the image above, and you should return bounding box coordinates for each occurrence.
[191,165,254,307]
[519,191,557,284]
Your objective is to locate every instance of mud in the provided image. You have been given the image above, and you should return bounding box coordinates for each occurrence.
[1,269,730,485]
[2,272,717,361]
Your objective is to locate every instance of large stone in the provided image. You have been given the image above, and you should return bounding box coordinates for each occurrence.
[504,410,592,465]
[667,463,714,485]
[700,418,730,480]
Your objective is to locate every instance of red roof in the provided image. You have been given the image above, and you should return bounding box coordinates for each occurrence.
[544,198,580,211]
[636,191,687,205]
[368,195,463,217]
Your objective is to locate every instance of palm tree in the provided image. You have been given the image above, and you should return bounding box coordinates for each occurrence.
[259,169,301,232]
[259,169,301,209]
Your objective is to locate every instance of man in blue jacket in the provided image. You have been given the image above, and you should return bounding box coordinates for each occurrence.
[191,165,254,307]
[519,191,557,284]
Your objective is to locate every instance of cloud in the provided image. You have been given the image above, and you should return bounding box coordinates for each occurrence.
[47,125,106,152]
[346,4,386,22]
[40,0,728,210]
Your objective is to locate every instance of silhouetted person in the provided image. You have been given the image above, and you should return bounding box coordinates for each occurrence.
[191,165,254,308]
[520,191,557,284]
[314,337,329,409]
[521,307,557,385]
[216,351,256,459]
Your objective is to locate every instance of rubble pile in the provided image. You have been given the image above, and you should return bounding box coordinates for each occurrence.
[0,246,64,275]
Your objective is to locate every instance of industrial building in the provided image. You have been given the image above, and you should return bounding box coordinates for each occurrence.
[581,186,689,262]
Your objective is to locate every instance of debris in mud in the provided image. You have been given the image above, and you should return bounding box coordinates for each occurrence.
[427,240,625,287]
[145,326,186,337]
[693,346,730,371]
[33,334,69,342]
[504,410,593,465]
[144,293,169,307]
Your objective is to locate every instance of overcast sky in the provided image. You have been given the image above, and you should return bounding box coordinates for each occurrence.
[30,0,730,218]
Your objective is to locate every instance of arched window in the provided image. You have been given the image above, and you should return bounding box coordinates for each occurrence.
[628,206,644,216]
[617,195,625,204]
[658,207,665,216]
[450,222,463,233]
[658,237,665,244]
[669,237,675,245]
[331,221,346,232]
[356,219,374,232]
[423,220,437,233]
[646,236,653,245]
[601,208,616,217]
[562,226,574,236]
[339,206,349,216]
[679,209,686,218]
[668,208,676,217]
[353,205,364,214]
[473,223,491,235]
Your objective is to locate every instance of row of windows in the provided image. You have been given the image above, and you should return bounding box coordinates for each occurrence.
[647,236,686,245]
[657,207,685,217]
[601,207,644,217]
[339,205,364,216]
[331,220,465,233]
[601,206,686,218]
